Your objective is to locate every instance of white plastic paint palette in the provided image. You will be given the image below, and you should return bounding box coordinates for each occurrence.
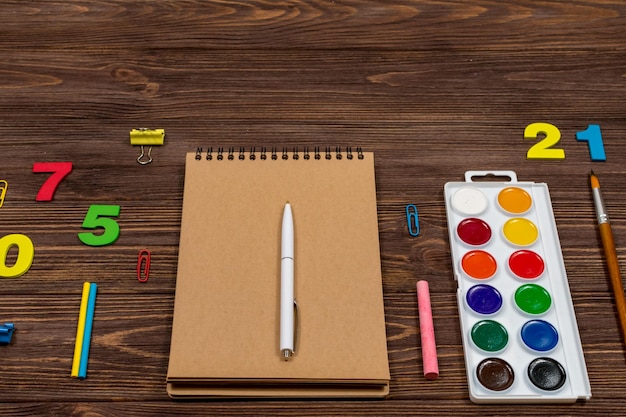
[444,171,591,404]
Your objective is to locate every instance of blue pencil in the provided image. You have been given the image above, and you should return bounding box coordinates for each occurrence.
[78,283,97,379]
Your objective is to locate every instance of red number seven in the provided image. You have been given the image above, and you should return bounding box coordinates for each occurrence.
[33,162,73,201]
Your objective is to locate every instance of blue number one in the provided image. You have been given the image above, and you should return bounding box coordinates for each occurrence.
[576,124,606,161]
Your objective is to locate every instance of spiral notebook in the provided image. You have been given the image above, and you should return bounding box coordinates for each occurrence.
[166,147,390,399]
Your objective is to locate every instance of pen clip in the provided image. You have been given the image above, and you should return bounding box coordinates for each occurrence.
[293,299,299,354]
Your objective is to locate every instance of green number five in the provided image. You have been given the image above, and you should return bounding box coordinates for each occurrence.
[78,205,121,246]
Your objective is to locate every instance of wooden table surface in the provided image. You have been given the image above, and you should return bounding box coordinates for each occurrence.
[2,1,626,415]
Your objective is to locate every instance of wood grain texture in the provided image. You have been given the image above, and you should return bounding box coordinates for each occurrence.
[1,0,626,415]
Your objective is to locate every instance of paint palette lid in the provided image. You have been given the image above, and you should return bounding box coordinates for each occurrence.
[444,171,591,404]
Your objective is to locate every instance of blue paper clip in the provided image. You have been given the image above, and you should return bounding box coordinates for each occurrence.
[406,204,420,236]
[0,323,15,345]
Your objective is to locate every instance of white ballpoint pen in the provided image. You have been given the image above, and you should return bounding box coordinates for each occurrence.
[280,202,296,360]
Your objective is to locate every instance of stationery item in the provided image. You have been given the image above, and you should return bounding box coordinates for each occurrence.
[444,171,590,403]
[0,323,15,345]
[71,282,91,378]
[0,234,34,279]
[0,180,7,208]
[280,202,296,360]
[32,162,73,201]
[406,204,420,236]
[416,280,438,380]
[167,147,389,399]
[524,122,565,160]
[577,125,606,161]
[129,128,165,165]
[71,282,98,379]
[590,171,626,345]
[78,283,98,379]
[78,205,121,247]
[137,249,151,283]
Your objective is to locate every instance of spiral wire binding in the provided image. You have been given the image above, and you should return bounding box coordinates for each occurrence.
[195,147,364,161]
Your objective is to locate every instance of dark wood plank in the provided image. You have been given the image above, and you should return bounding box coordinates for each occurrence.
[1,1,625,50]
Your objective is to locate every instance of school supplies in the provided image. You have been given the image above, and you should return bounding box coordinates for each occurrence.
[0,180,7,208]
[32,162,73,201]
[137,249,151,283]
[590,171,626,346]
[166,147,389,399]
[279,202,296,361]
[444,171,590,403]
[0,323,15,345]
[416,281,438,380]
[0,234,34,279]
[71,282,98,379]
[406,204,420,236]
[129,128,165,165]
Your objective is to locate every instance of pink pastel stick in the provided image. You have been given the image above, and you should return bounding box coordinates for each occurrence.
[417,280,439,380]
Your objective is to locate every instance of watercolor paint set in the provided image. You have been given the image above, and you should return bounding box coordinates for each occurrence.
[444,171,591,404]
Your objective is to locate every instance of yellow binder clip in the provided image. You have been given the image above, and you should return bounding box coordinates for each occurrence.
[0,180,7,208]
[130,128,165,165]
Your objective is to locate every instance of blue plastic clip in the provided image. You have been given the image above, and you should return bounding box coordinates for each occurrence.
[0,323,15,345]
[406,204,420,236]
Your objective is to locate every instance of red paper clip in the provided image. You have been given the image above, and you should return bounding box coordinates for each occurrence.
[137,249,151,283]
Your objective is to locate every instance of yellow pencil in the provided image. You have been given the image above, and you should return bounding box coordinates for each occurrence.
[71,282,91,377]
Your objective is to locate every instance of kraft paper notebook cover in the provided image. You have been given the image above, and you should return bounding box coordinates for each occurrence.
[166,148,390,399]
